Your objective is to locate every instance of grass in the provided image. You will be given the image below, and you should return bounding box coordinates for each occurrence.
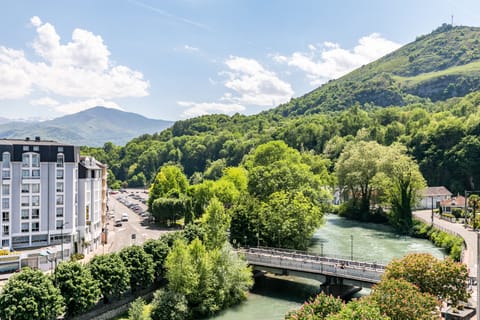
[392,60,480,86]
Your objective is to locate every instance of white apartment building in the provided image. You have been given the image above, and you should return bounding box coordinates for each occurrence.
[0,137,107,261]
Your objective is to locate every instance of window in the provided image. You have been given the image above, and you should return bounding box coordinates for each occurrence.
[2,152,10,168]
[22,153,29,167]
[2,170,10,179]
[56,170,64,179]
[2,225,9,235]
[33,146,39,152]
[58,146,64,152]
[56,207,63,217]
[56,220,64,230]
[22,170,29,178]
[31,209,39,219]
[1,240,9,247]
[2,184,9,196]
[21,184,29,193]
[2,198,8,209]
[31,184,40,193]
[57,154,64,167]
[23,146,29,151]
[31,196,39,207]
[21,209,29,220]
[31,222,39,232]
[21,196,29,207]
[32,154,40,167]
[2,211,8,222]
[21,223,29,233]
[32,169,40,178]
[56,195,63,205]
[56,182,64,193]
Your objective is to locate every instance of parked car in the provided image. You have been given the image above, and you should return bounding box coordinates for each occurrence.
[114,219,123,227]
[121,213,129,221]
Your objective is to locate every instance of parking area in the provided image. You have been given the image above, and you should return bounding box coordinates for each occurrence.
[105,189,168,253]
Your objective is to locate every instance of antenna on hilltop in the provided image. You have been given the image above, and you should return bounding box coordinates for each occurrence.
[451,14,454,26]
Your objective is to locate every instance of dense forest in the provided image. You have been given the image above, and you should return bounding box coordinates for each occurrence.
[82,89,480,196]
[81,25,480,197]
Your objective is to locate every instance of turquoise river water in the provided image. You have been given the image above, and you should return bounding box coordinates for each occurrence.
[207,214,445,320]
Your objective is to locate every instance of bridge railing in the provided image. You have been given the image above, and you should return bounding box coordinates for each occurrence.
[245,246,387,269]
[243,248,384,283]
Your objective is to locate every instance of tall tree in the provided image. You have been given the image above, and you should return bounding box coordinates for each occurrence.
[88,253,129,303]
[54,261,101,317]
[0,267,64,320]
[148,165,189,212]
[120,245,155,293]
[201,197,230,250]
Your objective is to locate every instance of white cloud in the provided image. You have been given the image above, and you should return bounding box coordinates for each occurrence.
[223,56,293,106]
[0,16,149,104]
[177,101,245,118]
[177,56,293,118]
[274,33,401,85]
[53,99,122,114]
[184,45,199,52]
[30,97,59,106]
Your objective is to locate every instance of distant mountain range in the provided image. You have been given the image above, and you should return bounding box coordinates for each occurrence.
[0,107,173,147]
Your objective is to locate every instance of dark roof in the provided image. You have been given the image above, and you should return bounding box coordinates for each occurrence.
[420,186,452,197]
[0,138,73,146]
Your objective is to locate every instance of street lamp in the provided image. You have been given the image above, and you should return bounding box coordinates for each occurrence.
[61,222,68,261]
[350,235,353,261]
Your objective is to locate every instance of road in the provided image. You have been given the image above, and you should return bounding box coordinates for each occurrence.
[413,209,478,316]
[101,190,169,254]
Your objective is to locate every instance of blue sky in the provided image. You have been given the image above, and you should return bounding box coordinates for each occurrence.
[0,0,479,121]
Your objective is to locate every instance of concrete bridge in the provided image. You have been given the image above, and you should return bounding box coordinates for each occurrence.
[241,247,386,290]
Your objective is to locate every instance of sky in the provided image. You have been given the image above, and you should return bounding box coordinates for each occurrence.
[0,1,479,121]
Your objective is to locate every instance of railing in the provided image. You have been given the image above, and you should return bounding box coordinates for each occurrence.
[242,247,386,284]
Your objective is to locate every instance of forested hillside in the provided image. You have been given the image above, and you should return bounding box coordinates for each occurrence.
[81,25,480,195]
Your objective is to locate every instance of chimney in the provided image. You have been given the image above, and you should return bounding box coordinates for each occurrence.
[35,136,40,141]
[25,137,30,141]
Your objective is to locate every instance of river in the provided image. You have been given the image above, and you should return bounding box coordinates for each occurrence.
[208,214,445,320]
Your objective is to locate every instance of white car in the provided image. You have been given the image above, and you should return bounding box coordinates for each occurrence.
[121,213,129,221]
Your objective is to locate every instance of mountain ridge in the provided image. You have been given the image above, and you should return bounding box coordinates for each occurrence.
[273,24,480,116]
[0,106,173,147]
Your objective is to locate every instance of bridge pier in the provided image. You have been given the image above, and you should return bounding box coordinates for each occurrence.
[321,276,361,298]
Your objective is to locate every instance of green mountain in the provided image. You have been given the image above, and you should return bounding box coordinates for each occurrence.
[275,24,480,116]
[0,107,173,147]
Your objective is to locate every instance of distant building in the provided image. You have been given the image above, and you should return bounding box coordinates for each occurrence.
[0,137,106,260]
[417,186,452,209]
[440,195,466,213]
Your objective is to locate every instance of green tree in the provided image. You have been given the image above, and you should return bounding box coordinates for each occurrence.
[335,141,387,217]
[260,191,324,249]
[148,165,189,212]
[378,146,426,233]
[326,299,389,320]
[88,253,129,303]
[0,267,64,320]
[285,292,343,320]
[143,238,171,282]
[150,289,190,320]
[120,245,155,292]
[128,297,149,320]
[384,253,469,306]
[54,261,101,317]
[371,278,440,320]
[201,197,230,250]
[165,239,199,298]
[468,194,480,229]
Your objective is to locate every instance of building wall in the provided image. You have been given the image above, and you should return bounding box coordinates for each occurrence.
[0,139,98,260]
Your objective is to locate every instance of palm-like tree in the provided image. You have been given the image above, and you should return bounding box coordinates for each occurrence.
[468,194,480,230]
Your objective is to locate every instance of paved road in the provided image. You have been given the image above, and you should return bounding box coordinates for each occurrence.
[413,210,477,278]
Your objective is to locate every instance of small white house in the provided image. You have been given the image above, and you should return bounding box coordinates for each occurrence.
[417,186,452,209]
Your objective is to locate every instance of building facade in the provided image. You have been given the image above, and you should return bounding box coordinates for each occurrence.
[0,138,106,259]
